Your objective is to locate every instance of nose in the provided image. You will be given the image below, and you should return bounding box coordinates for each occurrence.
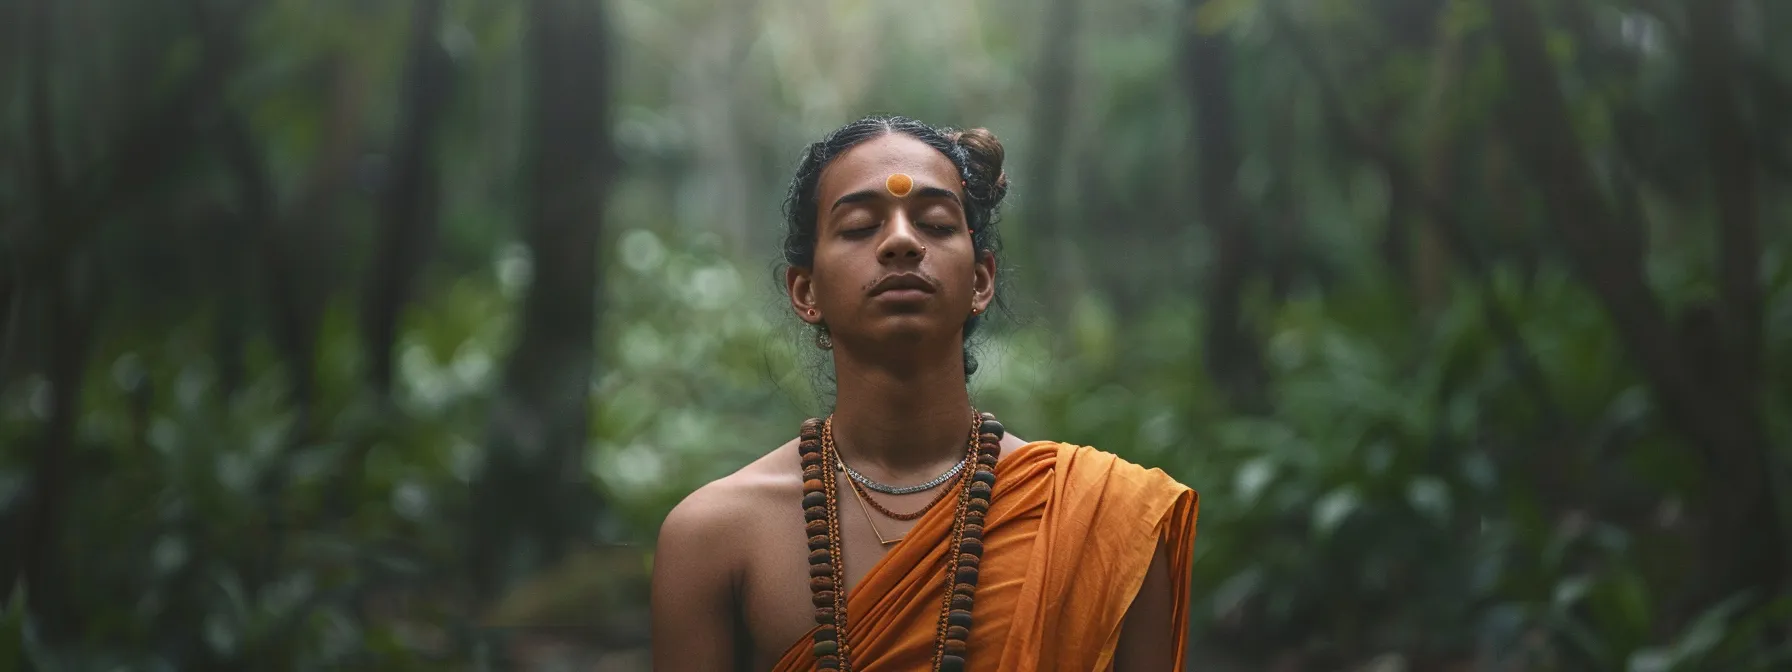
[877,212,926,263]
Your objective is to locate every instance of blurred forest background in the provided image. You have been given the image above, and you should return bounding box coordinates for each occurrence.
[2,0,1790,669]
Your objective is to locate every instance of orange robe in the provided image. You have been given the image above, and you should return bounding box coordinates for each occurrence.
[772,441,1200,671]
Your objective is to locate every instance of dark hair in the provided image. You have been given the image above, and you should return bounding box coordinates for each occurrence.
[779,115,1011,378]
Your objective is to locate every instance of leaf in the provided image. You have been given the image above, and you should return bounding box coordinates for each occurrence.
[1405,476,1452,524]
[1553,574,1593,611]
[1234,457,1277,504]
[1626,648,1672,672]
[1653,592,1792,668]
[1312,487,1360,536]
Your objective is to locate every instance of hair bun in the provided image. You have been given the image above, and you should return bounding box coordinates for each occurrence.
[949,128,1009,205]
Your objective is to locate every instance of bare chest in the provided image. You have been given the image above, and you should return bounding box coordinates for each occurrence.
[738,485,938,668]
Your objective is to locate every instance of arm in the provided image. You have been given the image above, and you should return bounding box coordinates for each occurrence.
[1114,537,1177,672]
[651,486,740,671]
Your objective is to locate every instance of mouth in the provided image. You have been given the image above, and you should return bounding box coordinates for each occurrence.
[867,272,938,297]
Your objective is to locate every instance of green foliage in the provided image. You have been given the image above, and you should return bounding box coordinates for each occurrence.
[970,257,1792,668]
[7,233,1790,668]
[5,0,1790,668]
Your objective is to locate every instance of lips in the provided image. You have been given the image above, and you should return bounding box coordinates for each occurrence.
[868,272,937,297]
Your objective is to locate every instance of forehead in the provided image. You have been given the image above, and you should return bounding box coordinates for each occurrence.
[814,133,960,204]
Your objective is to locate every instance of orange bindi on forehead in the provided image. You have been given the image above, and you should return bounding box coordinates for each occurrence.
[885,173,914,197]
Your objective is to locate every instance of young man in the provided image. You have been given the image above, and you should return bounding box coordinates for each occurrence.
[650,116,1199,671]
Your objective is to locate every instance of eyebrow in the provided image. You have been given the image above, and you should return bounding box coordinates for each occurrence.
[828,185,963,212]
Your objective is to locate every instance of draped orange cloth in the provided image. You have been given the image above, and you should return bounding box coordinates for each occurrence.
[772,441,1200,671]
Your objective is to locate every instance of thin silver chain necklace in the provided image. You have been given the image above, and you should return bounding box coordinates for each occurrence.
[836,453,968,495]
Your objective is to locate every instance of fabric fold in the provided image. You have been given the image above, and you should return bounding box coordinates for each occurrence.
[772,442,1199,672]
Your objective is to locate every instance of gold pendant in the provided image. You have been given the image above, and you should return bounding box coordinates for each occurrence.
[849,481,903,545]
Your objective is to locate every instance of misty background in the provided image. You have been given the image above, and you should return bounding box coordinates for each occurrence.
[2,0,1790,669]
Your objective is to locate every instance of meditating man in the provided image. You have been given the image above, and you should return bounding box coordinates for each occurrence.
[650,115,1200,671]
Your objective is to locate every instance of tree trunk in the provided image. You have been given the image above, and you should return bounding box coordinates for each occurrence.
[247,55,367,420]
[1264,96,1302,301]
[363,0,454,395]
[1380,154,1414,284]
[0,255,16,389]
[1684,0,1779,612]
[1020,0,1084,318]
[17,0,90,638]
[1268,4,1564,430]
[221,53,372,586]
[1412,23,1461,313]
[686,0,764,252]
[473,0,614,603]
[1687,0,1763,382]
[1488,0,1782,616]
[1185,0,1268,413]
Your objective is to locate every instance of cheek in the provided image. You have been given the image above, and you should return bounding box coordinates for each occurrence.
[809,247,860,302]
[941,258,982,297]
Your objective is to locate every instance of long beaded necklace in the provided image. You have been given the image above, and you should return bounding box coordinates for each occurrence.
[799,410,1005,672]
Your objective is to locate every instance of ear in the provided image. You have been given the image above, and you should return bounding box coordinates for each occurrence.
[971,250,996,313]
[786,265,822,325]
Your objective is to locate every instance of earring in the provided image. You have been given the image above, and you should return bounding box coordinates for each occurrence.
[815,327,833,351]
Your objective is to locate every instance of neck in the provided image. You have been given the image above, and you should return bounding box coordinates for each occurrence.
[827,340,974,477]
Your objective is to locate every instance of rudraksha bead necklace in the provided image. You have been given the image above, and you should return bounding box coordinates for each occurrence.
[800,410,1005,672]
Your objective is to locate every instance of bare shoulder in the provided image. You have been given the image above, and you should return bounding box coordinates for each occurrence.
[653,439,803,610]
[653,440,803,666]
[659,439,802,542]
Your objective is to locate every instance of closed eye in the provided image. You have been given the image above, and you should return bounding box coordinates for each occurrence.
[914,202,963,234]
[833,209,878,238]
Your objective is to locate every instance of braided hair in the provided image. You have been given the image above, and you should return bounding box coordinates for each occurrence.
[779,115,1011,378]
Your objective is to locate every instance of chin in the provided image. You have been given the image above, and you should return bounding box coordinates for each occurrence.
[863,316,956,347]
